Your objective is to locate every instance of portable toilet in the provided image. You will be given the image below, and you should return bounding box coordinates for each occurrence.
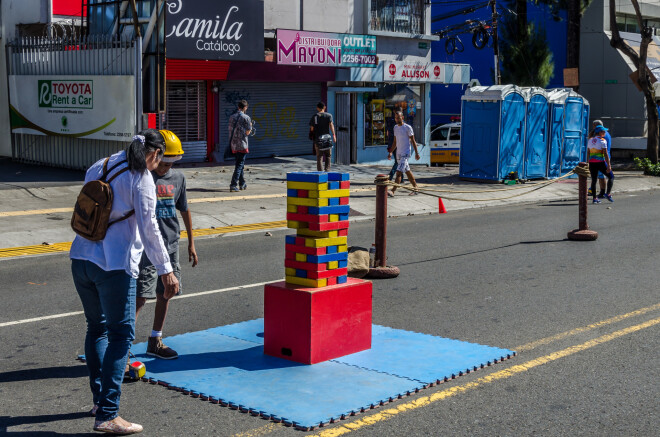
[459,85,526,181]
[522,87,550,180]
[546,89,590,178]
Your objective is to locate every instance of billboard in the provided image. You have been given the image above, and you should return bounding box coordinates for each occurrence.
[383,61,470,83]
[166,0,264,62]
[277,29,377,68]
[9,75,135,141]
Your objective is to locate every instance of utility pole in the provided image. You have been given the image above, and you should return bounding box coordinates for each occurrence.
[490,0,501,85]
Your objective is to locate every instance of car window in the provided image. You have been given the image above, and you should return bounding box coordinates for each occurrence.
[449,129,461,140]
[431,127,449,141]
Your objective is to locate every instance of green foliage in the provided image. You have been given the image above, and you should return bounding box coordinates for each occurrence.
[499,20,555,87]
[634,157,660,176]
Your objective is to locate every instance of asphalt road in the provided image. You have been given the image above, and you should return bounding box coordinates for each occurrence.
[1,191,659,436]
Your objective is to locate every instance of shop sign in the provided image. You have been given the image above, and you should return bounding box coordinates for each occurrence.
[8,75,135,141]
[166,0,264,62]
[383,61,445,82]
[277,29,377,68]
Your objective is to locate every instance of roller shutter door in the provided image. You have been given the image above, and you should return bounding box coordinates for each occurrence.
[162,81,207,163]
[219,82,322,159]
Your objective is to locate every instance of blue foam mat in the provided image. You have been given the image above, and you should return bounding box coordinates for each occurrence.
[128,319,514,428]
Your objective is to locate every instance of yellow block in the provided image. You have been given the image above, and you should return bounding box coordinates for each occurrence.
[287,181,328,191]
[286,276,327,288]
[287,197,329,207]
[327,261,338,270]
[297,229,338,238]
[295,253,307,262]
[287,204,298,213]
[337,245,348,253]
[285,267,296,276]
[307,189,350,199]
[287,220,307,229]
[304,236,348,248]
[329,214,339,222]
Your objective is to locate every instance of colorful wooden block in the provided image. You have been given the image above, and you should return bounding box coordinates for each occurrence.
[326,246,338,255]
[337,245,348,253]
[285,251,295,260]
[308,205,350,215]
[307,252,349,264]
[337,275,348,284]
[338,260,348,268]
[285,267,296,276]
[287,172,329,183]
[295,253,307,262]
[285,244,327,256]
[287,189,298,197]
[286,213,328,223]
[306,267,349,280]
[287,204,298,213]
[308,221,350,232]
[285,259,327,272]
[328,197,340,206]
[264,278,372,364]
[287,181,328,191]
[285,276,328,288]
[328,181,340,190]
[340,181,350,189]
[339,213,349,221]
[339,197,349,205]
[295,269,308,278]
[297,229,338,238]
[327,172,350,181]
[298,190,309,198]
[327,261,339,270]
[307,189,350,199]
[287,220,305,229]
[327,276,337,286]
[337,229,348,237]
[297,206,309,214]
[329,214,339,222]
[304,236,347,248]
[287,197,329,207]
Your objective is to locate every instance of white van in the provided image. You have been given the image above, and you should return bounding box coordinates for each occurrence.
[430,122,461,166]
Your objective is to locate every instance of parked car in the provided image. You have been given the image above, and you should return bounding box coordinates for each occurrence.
[430,122,460,166]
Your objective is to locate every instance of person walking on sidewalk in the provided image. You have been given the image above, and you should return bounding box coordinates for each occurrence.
[70,130,179,435]
[309,101,337,171]
[587,125,614,203]
[588,120,612,198]
[387,110,420,196]
[135,130,199,360]
[228,100,252,192]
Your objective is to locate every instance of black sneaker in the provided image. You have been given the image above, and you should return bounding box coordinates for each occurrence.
[597,193,605,199]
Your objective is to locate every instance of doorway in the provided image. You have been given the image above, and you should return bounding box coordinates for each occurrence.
[335,93,357,164]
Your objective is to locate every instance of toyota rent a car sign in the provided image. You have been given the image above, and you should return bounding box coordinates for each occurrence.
[38,80,93,109]
[383,61,445,83]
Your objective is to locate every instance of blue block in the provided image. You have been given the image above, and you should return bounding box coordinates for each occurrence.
[326,245,338,254]
[285,235,297,245]
[328,181,340,190]
[338,260,348,268]
[287,172,328,183]
[287,189,299,197]
[328,197,340,206]
[337,275,348,284]
[339,213,349,221]
[295,269,307,279]
[328,172,350,181]
[307,252,348,264]
[308,205,350,215]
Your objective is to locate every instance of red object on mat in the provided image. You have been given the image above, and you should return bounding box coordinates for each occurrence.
[264,278,372,364]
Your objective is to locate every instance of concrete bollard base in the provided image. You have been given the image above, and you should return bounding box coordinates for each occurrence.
[366,265,401,279]
[567,229,599,241]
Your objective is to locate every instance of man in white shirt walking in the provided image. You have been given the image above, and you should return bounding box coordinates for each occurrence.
[387,110,420,196]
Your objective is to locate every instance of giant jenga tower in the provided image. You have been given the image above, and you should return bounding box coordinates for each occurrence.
[264,172,373,364]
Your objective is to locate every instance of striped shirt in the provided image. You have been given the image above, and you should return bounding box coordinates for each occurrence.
[588,137,608,163]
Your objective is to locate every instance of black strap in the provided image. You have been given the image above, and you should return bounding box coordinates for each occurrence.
[101,159,129,182]
[106,167,130,184]
[108,209,135,227]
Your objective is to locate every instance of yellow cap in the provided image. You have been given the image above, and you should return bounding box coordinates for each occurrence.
[159,130,184,161]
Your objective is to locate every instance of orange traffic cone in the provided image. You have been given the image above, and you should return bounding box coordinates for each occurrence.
[438,197,447,214]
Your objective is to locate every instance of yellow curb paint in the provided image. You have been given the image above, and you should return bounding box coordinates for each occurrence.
[0,221,287,259]
[310,316,660,437]
[0,207,74,217]
[513,301,660,352]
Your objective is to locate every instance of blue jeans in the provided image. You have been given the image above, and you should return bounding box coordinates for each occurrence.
[71,259,136,422]
[230,152,247,189]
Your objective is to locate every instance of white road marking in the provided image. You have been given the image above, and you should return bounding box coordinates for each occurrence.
[0,280,277,328]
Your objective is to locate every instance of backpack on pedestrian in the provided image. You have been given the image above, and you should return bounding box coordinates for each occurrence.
[70,158,134,241]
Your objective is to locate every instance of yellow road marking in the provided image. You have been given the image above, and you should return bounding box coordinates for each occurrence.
[311,316,660,437]
[231,423,281,437]
[0,221,287,259]
[0,188,375,219]
[513,302,660,352]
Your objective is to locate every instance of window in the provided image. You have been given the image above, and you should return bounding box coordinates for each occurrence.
[162,81,207,142]
[449,129,460,141]
[364,84,424,147]
[431,127,448,141]
[370,0,424,35]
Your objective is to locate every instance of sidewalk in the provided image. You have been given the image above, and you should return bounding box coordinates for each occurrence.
[0,156,656,251]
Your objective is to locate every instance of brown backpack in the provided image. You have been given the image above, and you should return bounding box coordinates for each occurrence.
[71,158,135,241]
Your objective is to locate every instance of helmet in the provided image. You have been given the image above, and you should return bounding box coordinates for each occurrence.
[159,130,184,162]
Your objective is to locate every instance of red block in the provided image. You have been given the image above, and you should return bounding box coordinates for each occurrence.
[285,244,326,256]
[306,267,348,280]
[340,181,350,189]
[286,213,328,223]
[298,206,309,214]
[298,190,309,198]
[295,237,306,245]
[285,251,296,260]
[338,229,348,237]
[327,277,337,286]
[264,278,372,364]
[339,197,349,205]
[285,259,327,272]
[308,220,350,231]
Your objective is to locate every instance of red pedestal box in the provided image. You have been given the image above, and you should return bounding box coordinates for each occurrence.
[264,278,372,364]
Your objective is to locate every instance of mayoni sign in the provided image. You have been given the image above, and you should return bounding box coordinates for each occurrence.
[166,0,264,61]
[277,30,377,68]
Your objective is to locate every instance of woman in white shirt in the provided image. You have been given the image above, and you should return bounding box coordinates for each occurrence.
[70,129,179,435]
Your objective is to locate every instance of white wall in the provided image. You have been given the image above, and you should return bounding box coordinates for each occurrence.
[265,0,364,34]
[0,0,47,157]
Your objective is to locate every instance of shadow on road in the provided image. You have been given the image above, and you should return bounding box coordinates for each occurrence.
[0,412,95,435]
[0,364,88,384]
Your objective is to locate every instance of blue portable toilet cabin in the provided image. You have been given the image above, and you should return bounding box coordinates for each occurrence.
[521,87,550,180]
[459,85,526,182]
[546,89,590,178]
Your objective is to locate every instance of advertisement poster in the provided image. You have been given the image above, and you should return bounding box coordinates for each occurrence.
[383,61,445,83]
[277,29,377,68]
[9,75,135,141]
[166,0,264,61]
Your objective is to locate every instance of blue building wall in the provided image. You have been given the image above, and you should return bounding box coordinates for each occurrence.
[431,2,567,126]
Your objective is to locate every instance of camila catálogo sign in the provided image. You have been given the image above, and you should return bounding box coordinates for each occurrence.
[165,0,264,61]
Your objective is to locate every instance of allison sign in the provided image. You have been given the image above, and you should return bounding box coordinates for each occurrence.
[9,75,135,141]
[277,29,377,68]
[383,61,470,83]
[166,0,264,61]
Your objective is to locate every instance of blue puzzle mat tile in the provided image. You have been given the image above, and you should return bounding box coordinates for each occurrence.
[131,330,422,428]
